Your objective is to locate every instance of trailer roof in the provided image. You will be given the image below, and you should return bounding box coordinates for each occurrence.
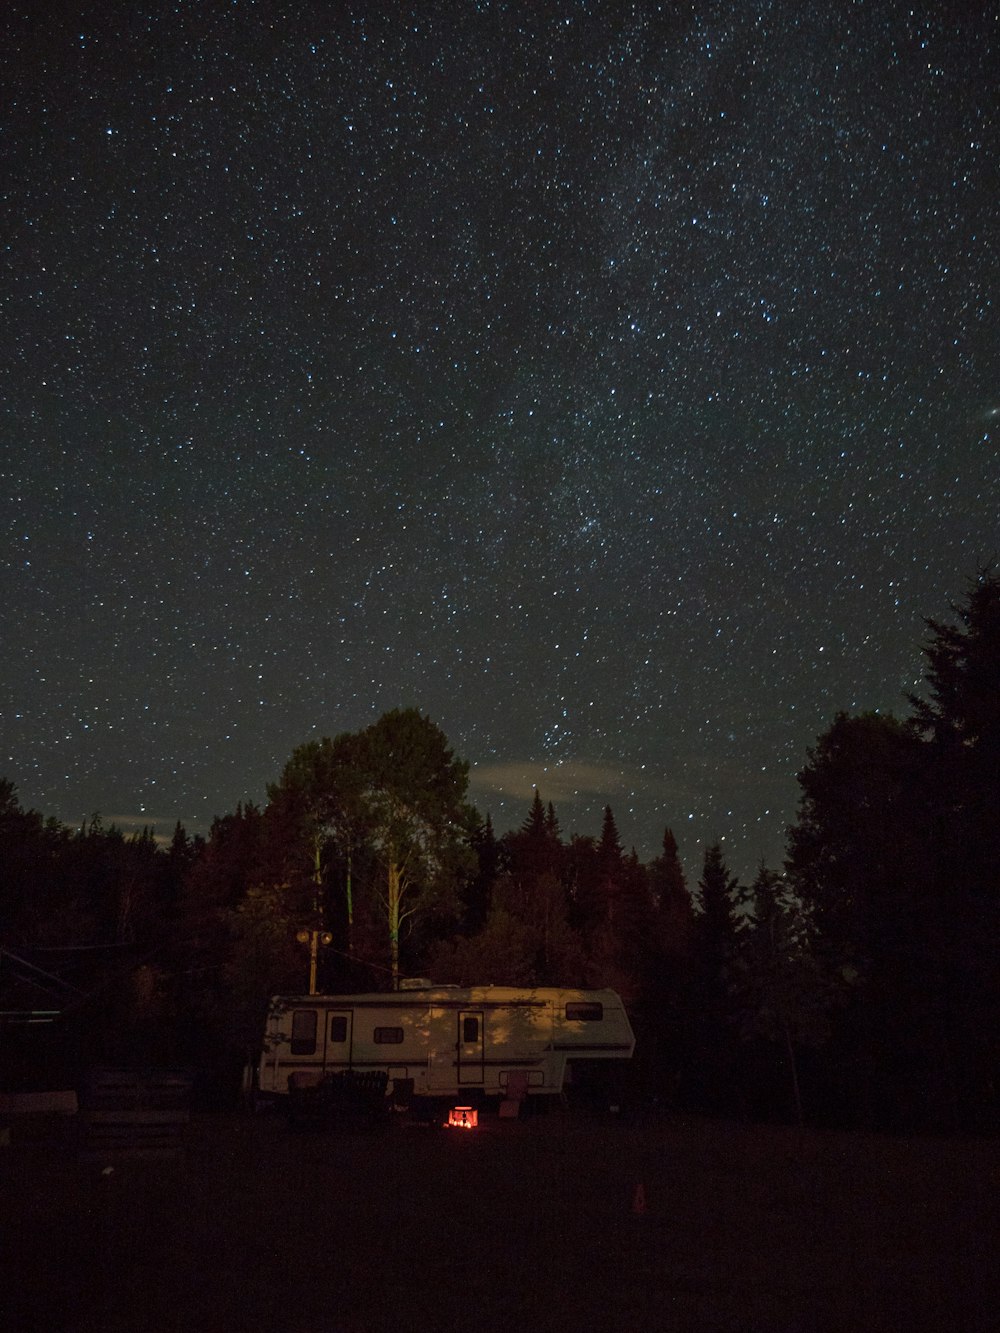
[269,986,625,1006]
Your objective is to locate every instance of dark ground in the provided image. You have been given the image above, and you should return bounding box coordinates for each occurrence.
[3,1104,999,1332]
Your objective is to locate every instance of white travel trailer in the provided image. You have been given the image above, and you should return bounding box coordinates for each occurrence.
[256,983,635,1105]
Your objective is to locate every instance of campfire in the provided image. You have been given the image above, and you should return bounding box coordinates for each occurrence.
[446,1106,478,1129]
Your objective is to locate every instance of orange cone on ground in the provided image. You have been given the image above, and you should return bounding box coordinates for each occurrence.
[632,1182,647,1215]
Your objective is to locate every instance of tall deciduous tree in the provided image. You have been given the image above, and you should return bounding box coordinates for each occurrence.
[348,709,474,989]
[267,732,369,964]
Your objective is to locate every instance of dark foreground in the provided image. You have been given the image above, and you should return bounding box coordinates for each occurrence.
[3,1105,998,1332]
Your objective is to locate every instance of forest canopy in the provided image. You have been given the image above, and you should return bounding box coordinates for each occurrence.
[2,572,998,1132]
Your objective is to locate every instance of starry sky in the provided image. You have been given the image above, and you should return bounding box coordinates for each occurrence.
[2,1,997,879]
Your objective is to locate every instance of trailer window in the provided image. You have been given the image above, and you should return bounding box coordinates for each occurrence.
[329,1016,348,1043]
[462,1016,479,1043]
[565,1002,603,1022]
[374,1026,404,1044]
[290,1009,318,1055]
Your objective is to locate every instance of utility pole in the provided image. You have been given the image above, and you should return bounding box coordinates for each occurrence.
[295,929,332,995]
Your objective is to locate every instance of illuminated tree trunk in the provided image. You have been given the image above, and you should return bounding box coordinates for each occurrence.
[345,842,354,961]
[311,833,324,993]
[311,833,323,911]
[387,859,405,990]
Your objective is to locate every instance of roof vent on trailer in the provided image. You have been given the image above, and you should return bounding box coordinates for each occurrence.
[398,977,434,990]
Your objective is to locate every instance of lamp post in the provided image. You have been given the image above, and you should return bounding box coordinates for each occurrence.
[296,929,333,995]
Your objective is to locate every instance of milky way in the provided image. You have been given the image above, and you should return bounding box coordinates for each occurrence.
[2,2,997,877]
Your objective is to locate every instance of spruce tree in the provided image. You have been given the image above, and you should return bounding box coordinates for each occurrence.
[696,843,740,967]
[688,843,741,1111]
[465,812,500,934]
[730,863,835,1128]
[522,789,546,838]
[505,789,562,887]
[597,804,625,925]
[598,804,623,864]
[649,827,694,959]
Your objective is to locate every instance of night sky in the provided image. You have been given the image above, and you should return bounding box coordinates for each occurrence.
[3,2,997,878]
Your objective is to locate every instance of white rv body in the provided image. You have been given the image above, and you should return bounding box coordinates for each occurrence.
[256,985,635,1102]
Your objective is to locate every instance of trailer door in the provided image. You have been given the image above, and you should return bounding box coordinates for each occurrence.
[457,1010,484,1085]
[326,1008,352,1069]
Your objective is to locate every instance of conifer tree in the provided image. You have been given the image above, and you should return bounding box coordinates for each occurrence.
[523,788,546,837]
[648,827,694,959]
[785,711,931,1127]
[730,863,835,1128]
[909,568,1000,903]
[696,842,740,967]
[465,812,500,934]
[687,843,742,1111]
[598,804,623,863]
[505,790,562,889]
[565,832,601,937]
[641,827,695,1102]
[906,569,1000,1126]
[545,801,560,839]
[616,850,658,985]
[786,711,925,975]
[595,804,626,928]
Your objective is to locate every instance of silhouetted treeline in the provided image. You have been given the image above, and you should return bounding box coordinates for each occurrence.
[2,572,997,1132]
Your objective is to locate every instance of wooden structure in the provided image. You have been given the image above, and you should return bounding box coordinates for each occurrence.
[286,1068,389,1130]
[78,1067,192,1161]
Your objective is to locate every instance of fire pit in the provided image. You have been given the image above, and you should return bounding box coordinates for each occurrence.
[446,1106,478,1129]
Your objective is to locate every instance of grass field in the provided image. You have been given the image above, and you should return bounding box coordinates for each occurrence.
[3,1104,998,1332]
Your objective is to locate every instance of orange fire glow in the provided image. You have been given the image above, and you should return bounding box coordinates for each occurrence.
[447,1106,478,1129]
